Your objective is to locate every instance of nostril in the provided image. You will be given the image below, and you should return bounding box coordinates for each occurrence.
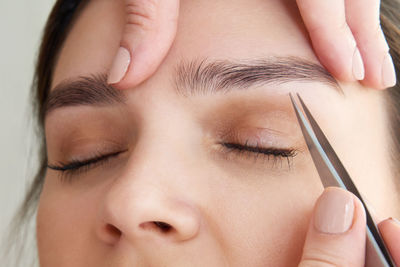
[153,221,172,233]
[106,224,122,237]
[99,224,122,245]
[139,221,173,233]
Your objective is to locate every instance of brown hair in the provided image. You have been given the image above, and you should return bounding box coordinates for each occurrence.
[2,0,400,266]
[381,0,400,183]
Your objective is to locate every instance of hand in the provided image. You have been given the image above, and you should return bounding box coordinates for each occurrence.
[107,0,396,90]
[298,187,400,266]
[107,0,180,88]
[295,0,396,89]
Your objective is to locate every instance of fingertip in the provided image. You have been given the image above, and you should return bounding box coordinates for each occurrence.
[107,46,131,86]
[299,188,366,266]
[352,47,365,81]
[382,53,397,88]
[359,52,397,90]
[313,187,367,235]
[313,187,355,234]
[378,217,400,232]
[107,0,179,90]
[378,217,400,266]
[351,26,396,89]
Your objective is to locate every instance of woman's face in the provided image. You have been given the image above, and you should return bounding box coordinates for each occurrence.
[37,0,400,266]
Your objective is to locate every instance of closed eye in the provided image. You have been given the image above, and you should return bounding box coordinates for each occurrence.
[220,141,297,168]
[47,150,127,182]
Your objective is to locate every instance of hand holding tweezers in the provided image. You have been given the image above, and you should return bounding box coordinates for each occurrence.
[290,93,396,267]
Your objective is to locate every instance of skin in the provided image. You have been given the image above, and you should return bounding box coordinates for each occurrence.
[110,0,396,89]
[37,0,400,266]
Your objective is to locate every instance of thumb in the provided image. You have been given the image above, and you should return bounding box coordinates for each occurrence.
[299,187,366,267]
[107,0,180,88]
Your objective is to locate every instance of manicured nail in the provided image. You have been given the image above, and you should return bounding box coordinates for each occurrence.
[352,48,365,80]
[108,47,131,84]
[382,53,396,88]
[314,188,354,234]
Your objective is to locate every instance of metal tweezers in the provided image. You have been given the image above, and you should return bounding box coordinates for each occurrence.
[290,92,396,267]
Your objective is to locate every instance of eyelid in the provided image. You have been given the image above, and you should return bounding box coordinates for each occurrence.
[208,124,303,170]
[48,138,128,163]
[47,150,127,183]
[217,126,292,149]
[47,150,126,171]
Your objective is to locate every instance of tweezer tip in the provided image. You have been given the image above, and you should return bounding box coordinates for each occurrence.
[288,92,302,103]
[288,92,295,102]
[289,92,299,106]
[296,92,303,102]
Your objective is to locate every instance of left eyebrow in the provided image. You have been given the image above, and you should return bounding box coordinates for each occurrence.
[174,57,342,97]
[44,73,126,117]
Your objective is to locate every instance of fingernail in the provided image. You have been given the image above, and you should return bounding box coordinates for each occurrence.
[382,53,396,88]
[352,48,365,80]
[314,188,354,234]
[108,47,131,84]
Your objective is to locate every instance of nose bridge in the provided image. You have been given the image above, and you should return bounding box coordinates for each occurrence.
[96,129,201,245]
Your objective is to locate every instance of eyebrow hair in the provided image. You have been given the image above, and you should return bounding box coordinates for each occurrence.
[174,57,341,97]
[44,73,126,116]
[44,57,340,117]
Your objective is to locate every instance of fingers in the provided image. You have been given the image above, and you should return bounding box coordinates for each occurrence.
[108,0,180,89]
[296,0,364,83]
[299,187,366,267]
[296,0,396,89]
[346,0,396,89]
[378,218,400,265]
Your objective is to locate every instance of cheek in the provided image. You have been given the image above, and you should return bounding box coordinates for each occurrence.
[36,174,101,266]
[207,160,322,266]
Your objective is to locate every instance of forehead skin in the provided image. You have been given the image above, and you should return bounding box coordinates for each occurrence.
[53,0,316,85]
[39,0,400,266]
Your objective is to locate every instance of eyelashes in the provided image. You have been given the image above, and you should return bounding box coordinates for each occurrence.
[47,142,298,183]
[47,150,126,183]
[219,140,297,168]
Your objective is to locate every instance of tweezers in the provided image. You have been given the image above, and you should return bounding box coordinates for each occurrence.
[289,92,396,267]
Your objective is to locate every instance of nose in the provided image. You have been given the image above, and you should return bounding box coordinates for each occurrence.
[95,157,201,246]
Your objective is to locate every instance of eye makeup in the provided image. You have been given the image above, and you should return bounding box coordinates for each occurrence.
[45,93,304,183]
[199,97,305,171]
[211,125,299,169]
[219,141,297,168]
[47,137,297,184]
[47,120,300,182]
[46,129,131,183]
[47,150,127,183]
[45,107,134,183]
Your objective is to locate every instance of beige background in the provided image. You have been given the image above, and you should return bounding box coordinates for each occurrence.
[0,0,55,264]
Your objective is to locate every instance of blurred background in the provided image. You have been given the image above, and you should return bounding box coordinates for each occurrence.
[0,0,55,264]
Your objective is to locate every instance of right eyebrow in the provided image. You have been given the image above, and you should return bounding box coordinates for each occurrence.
[174,57,341,97]
[44,73,126,117]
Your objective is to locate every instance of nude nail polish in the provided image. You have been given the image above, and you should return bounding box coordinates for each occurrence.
[352,48,365,80]
[382,53,396,88]
[314,188,355,234]
[108,47,131,84]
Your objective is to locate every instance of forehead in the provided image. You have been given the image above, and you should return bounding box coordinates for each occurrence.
[52,0,318,90]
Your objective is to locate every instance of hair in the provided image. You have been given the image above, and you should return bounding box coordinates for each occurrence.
[1,0,400,266]
[381,0,400,184]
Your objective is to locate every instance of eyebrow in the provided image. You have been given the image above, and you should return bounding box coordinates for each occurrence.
[44,73,126,116]
[174,57,341,97]
[44,57,340,117]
